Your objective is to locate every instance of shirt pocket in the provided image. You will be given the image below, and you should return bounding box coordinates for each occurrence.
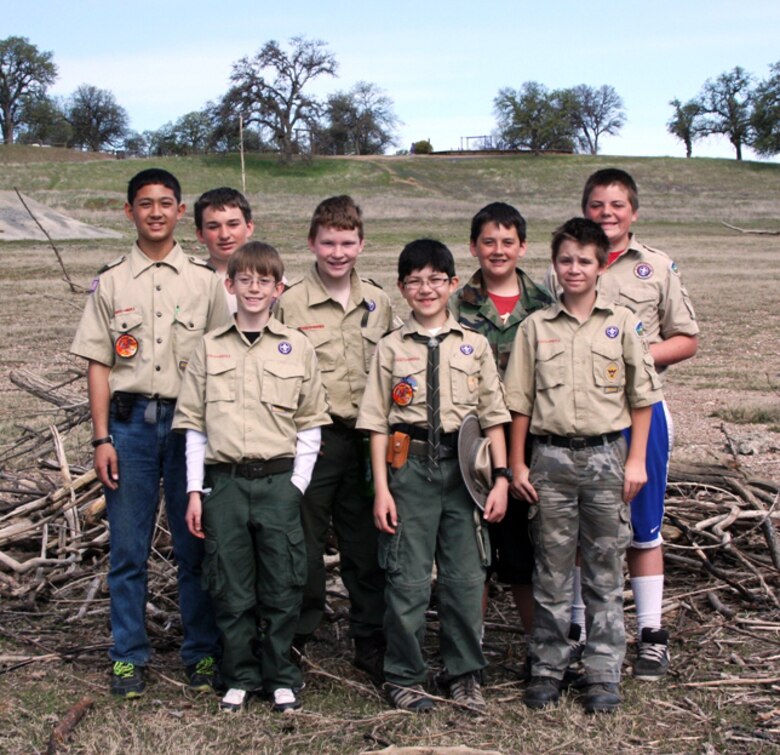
[362,323,385,373]
[206,358,237,402]
[262,359,304,410]
[172,309,208,366]
[301,326,337,373]
[535,341,566,391]
[449,351,480,406]
[109,311,143,358]
[391,362,426,407]
[592,340,626,389]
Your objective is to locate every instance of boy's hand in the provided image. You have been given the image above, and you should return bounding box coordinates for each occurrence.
[623,458,648,503]
[510,463,538,502]
[484,478,508,523]
[186,492,205,539]
[94,444,119,490]
[373,489,398,534]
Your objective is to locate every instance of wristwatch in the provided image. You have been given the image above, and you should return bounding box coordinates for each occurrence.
[491,467,513,482]
[91,435,114,448]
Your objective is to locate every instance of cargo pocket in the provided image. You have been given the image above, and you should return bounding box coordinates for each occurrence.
[378,521,403,575]
[527,504,540,549]
[286,527,307,586]
[592,340,626,389]
[206,358,237,402]
[362,324,385,373]
[172,310,207,370]
[450,353,480,406]
[618,504,633,552]
[201,538,225,599]
[262,360,304,409]
[535,342,566,392]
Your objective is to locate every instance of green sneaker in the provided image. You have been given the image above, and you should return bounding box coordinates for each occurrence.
[186,656,223,693]
[111,662,145,699]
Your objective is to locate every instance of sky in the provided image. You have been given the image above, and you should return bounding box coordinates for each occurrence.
[5,0,779,161]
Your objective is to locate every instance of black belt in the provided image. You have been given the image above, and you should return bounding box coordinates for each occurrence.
[326,416,357,434]
[390,423,458,446]
[534,432,622,450]
[208,458,294,480]
[408,439,457,460]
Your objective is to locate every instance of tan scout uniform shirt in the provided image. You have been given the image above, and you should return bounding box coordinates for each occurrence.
[356,313,511,435]
[173,316,331,463]
[504,294,664,437]
[276,265,394,423]
[70,243,231,399]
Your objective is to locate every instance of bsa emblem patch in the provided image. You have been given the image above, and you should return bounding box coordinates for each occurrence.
[178,359,189,371]
[460,344,474,355]
[605,326,619,339]
[634,262,654,280]
[670,261,680,275]
[115,334,138,358]
[635,321,646,337]
[89,277,100,294]
[392,380,414,407]
[366,299,376,312]
[278,341,292,355]
[605,362,620,382]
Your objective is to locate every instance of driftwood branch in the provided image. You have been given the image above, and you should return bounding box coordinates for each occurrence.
[721,221,780,236]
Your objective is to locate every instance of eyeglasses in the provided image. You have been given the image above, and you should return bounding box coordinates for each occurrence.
[233,275,277,288]
[402,275,451,291]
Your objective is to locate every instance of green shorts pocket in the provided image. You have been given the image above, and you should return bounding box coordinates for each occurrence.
[201,538,225,599]
[286,527,307,586]
[377,521,403,575]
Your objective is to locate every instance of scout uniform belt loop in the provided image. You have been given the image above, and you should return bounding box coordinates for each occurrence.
[533,432,622,450]
[208,457,294,480]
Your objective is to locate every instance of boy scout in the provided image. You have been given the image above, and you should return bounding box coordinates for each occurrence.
[506,218,663,714]
[449,201,552,643]
[358,239,511,713]
[194,187,255,313]
[549,169,699,679]
[276,195,393,682]
[70,168,230,697]
[173,242,331,713]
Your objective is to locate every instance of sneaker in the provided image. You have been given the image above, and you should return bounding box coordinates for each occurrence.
[633,627,670,681]
[582,682,621,714]
[353,635,386,685]
[385,683,435,712]
[448,672,486,712]
[187,656,223,693]
[272,687,302,714]
[524,677,560,710]
[111,661,145,699]
[219,688,247,713]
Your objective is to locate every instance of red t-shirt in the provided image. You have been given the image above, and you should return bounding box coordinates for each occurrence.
[607,249,627,267]
[488,291,520,321]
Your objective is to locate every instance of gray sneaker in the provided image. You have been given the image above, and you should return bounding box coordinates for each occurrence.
[448,672,486,712]
[633,627,670,681]
[385,683,434,712]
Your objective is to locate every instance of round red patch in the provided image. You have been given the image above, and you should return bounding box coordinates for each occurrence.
[115,334,139,358]
[391,381,414,407]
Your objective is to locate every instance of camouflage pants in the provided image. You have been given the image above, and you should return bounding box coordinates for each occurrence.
[528,437,632,683]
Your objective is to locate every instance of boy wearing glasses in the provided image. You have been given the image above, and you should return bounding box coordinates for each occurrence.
[357,239,511,713]
[174,242,331,713]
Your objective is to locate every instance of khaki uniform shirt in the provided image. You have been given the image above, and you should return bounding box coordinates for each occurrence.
[70,242,231,399]
[277,264,394,422]
[504,294,664,437]
[173,316,331,463]
[546,234,699,354]
[357,313,511,434]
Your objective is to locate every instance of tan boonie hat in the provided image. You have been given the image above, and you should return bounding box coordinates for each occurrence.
[458,413,492,510]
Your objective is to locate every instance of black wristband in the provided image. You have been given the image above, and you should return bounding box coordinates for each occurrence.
[492,466,513,482]
[91,435,114,448]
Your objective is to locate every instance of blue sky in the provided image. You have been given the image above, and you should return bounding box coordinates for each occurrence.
[6,0,779,160]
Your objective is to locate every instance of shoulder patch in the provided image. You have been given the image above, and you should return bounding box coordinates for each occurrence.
[97,255,126,275]
[188,255,215,270]
[669,260,680,275]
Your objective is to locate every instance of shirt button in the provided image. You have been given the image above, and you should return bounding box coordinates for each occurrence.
[156,311,162,318]
[156,337,163,344]
[156,285,162,291]
[155,365,161,371]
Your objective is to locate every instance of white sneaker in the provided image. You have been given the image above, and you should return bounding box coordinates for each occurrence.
[272,687,301,713]
[219,688,247,712]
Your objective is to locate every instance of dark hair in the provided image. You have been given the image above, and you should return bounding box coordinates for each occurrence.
[470,201,527,243]
[127,168,181,205]
[581,168,639,213]
[194,187,252,230]
[551,218,610,266]
[308,195,363,241]
[227,241,284,282]
[398,238,456,282]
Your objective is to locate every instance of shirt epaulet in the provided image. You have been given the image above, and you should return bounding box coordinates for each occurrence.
[360,276,384,290]
[97,255,126,275]
[188,255,215,271]
[285,275,305,289]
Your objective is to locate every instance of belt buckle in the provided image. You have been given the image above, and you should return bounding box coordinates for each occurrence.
[243,461,264,479]
[569,437,587,450]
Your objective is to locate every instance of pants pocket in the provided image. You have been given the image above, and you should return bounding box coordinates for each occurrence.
[286,527,307,586]
[201,538,225,598]
[378,521,403,575]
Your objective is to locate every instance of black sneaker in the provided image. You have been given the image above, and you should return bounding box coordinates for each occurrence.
[111,661,145,699]
[524,677,560,709]
[186,656,223,693]
[582,682,621,714]
[633,627,670,681]
[272,687,302,714]
[448,672,486,712]
[353,635,386,685]
[385,683,435,712]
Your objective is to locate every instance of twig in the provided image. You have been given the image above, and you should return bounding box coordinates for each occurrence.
[46,696,94,755]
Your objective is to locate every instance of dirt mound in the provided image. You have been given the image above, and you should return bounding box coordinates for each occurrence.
[0,191,121,242]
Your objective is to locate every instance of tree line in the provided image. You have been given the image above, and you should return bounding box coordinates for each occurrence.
[1,35,778,161]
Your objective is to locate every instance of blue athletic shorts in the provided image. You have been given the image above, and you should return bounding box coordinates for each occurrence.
[621,401,672,548]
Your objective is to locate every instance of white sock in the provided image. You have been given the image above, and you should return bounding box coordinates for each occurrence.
[631,574,664,635]
[571,566,586,642]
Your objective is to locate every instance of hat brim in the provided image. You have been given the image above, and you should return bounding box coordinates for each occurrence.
[458,413,492,510]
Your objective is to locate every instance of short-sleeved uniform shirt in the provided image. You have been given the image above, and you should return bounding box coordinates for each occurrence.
[173,316,331,463]
[357,313,511,435]
[276,264,394,423]
[504,294,664,436]
[449,268,553,378]
[70,242,231,399]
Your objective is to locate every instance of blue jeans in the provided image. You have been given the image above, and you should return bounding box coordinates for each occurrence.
[106,397,219,667]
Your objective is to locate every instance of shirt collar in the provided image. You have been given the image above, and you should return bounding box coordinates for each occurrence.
[305,263,366,308]
[129,241,185,277]
[400,311,465,338]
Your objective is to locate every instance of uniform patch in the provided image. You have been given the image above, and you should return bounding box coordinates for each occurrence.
[178,359,189,371]
[366,299,377,312]
[278,341,292,355]
[115,334,138,358]
[404,375,418,389]
[605,362,620,382]
[391,380,414,406]
[634,262,654,280]
[460,344,474,355]
[605,325,620,339]
[89,277,100,294]
[635,321,646,337]
[467,375,478,392]
[604,386,620,394]
[670,261,679,275]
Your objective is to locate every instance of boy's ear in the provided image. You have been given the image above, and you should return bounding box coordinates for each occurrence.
[123,202,134,222]
[517,240,529,259]
[177,203,186,220]
[224,276,235,295]
[468,241,478,259]
[246,220,255,239]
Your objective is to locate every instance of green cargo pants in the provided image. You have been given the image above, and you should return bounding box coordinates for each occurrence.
[202,468,306,692]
